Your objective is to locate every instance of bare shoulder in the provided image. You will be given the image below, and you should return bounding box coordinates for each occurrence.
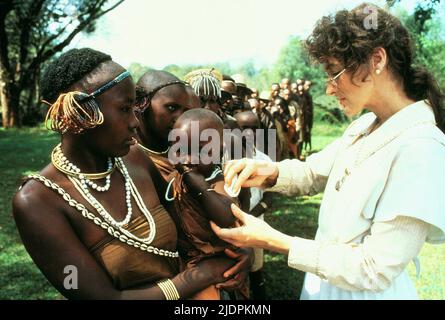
[124,144,154,168]
[123,144,167,189]
[12,164,67,226]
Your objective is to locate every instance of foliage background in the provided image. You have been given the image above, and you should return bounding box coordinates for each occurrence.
[0,0,444,300]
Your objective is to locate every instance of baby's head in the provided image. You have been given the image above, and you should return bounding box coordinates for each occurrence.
[171,108,224,177]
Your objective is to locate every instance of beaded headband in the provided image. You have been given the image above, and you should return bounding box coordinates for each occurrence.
[135,80,188,112]
[77,70,131,103]
[44,70,131,134]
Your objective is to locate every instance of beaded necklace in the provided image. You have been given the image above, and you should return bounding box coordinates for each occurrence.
[69,158,156,237]
[53,145,135,227]
[39,145,179,257]
[29,173,178,257]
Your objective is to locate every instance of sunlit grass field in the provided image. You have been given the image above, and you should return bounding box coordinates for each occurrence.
[0,121,444,299]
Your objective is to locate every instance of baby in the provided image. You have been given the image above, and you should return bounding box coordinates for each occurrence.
[167,108,249,299]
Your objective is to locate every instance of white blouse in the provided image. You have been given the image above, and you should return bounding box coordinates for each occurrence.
[267,100,445,299]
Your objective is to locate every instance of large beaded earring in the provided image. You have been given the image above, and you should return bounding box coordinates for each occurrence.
[45,91,104,134]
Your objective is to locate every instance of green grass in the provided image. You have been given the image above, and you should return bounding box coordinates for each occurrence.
[263,194,321,299]
[0,127,62,299]
[1,122,444,300]
[263,194,445,300]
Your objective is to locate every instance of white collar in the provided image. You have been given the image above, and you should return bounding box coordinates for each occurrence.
[347,100,437,164]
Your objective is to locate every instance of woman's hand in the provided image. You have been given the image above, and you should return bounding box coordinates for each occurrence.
[216,247,253,291]
[210,203,279,249]
[223,158,279,194]
[211,204,294,255]
[192,247,253,291]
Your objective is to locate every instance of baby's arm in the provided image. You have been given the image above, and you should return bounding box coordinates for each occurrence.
[182,171,236,228]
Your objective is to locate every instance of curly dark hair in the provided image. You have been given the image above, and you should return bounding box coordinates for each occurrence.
[305,3,445,132]
[40,48,112,104]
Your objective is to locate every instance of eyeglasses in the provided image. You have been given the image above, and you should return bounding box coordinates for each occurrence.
[326,63,355,87]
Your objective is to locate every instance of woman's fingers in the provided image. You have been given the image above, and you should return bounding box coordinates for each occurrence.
[210,221,241,246]
[209,221,229,239]
[230,203,248,224]
[224,247,241,259]
[216,248,249,290]
[222,261,242,279]
[223,159,235,176]
[232,165,256,194]
[211,205,249,246]
[224,159,277,191]
[224,159,247,187]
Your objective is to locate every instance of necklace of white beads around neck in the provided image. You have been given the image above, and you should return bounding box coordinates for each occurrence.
[52,145,158,243]
[52,144,113,192]
[28,173,178,258]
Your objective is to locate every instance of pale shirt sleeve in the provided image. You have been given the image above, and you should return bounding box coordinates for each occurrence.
[287,216,429,292]
[372,139,445,243]
[287,138,445,292]
[266,138,343,196]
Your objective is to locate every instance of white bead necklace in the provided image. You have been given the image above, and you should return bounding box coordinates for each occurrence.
[28,174,178,258]
[81,159,112,192]
[71,159,133,228]
[69,158,157,244]
[54,145,113,192]
[55,147,132,225]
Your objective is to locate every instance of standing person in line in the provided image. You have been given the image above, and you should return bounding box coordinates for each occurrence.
[184,68,234,123]
[234,111,274,299]
[212,4,445,300]
[302,80,314,151]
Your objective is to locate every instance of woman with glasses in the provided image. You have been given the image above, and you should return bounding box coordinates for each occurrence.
[212,3,445,300]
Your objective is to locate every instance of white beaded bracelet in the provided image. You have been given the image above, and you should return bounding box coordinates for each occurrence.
[157,279,180,300]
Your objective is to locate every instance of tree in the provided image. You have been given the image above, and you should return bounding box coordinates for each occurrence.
[127,62,153,82]
[387,0,441,34]
[162,62,234,81]
[272,36,326,97]
[0,0,124,128]
[389,0,445,89]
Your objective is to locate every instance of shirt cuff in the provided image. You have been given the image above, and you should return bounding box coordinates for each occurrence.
[287,237,322,276]
[266,160,296,194]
